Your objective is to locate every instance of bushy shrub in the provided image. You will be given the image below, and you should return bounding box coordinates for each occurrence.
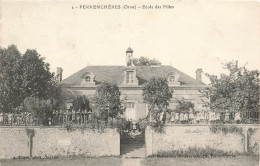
[149,121,165,133]
[209,125,243,135]
[138,118,149,132]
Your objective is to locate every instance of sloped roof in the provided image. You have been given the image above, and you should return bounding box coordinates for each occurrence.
[60,65,205,87]
[126,47,133,52]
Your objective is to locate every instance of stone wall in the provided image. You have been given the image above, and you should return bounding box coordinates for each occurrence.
[0,127,120,159]
[0,127,29,159]
[145,124,259,156]
[248,127,260,155]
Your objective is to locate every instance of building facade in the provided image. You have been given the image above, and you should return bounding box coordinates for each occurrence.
[60,48,209,121]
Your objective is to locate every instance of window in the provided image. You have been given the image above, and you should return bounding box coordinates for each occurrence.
[167,72,180,86]
[126,71,134,84]
[125,102,136,120]
[80,72,95,86]
[126,102,135,109]
[85,76,91,82]
[169,75,175,83]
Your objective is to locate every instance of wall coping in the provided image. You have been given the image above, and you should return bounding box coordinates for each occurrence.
[164,124,260,127]
[0,126,118,131]
[149,124,260,127]
[0,126,62,129]
[1,124,259,129]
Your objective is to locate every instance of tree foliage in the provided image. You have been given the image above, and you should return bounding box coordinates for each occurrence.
[0,45,23,112]
[20,49,59,100]
[130,56,161,66]
[202,60,259,112]
[174,98,195,113]
[93,82,123,120]
[0,45,61,113]
[142,77,172,121]
[24,97,54,125]
[72,95,90,112]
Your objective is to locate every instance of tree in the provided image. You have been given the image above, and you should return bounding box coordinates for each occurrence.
[131,56,161,66]
[72,95,90,112]
[93,82,123,120]
[149,58,161,65]
[132,58,140,66]
[0,45,23,113]
[24,97,54,125]
[202,60,259,113]
[142,77,172,122]
[0,45,61,113]
[174,98,194,113]
[139,56,150,65]
[20,49,59,100]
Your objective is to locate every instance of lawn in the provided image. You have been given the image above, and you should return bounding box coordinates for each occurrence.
[0,156,259,166]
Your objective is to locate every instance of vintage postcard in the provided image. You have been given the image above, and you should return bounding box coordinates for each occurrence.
[0,0,259,165]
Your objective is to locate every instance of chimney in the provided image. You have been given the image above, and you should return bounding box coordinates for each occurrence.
[195,68,203,82]
[56,67,63,81]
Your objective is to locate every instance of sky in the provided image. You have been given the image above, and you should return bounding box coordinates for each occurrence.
[0,0,260,83]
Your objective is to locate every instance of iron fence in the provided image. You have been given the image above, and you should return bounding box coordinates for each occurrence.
[0,110,259,126]
[167,111,259,124]
[0,111,93,126]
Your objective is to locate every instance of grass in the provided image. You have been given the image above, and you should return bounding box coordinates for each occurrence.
[0,156,259,166]
[150,147,240,158]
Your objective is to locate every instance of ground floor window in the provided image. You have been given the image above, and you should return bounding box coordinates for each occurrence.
[125,102,136,121]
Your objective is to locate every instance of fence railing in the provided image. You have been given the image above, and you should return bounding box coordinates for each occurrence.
[0,111,94,126]
[167,111,259,124]
[0,110,259,126]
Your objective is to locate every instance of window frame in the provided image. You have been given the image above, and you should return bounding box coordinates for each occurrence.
[85,76,91,82]
[126,71,134,84]
[126,102,135,109]
[169,75,175,83]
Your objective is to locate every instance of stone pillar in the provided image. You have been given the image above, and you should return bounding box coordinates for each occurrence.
[243,128,248,153]
[145,126,153,156]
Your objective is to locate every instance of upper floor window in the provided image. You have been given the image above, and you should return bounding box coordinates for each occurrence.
[167,72,180,86]
[123,67,138,86]
[169,75,175,83]
[80,71,95,86]
[126,71,134,84]
[85,76,91,82]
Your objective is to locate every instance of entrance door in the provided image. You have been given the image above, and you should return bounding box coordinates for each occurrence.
[125,102,136,121]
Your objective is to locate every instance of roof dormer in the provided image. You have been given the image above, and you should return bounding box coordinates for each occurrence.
[80,71,95,86]
[167,72,180,86]
[122,66,139,86]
